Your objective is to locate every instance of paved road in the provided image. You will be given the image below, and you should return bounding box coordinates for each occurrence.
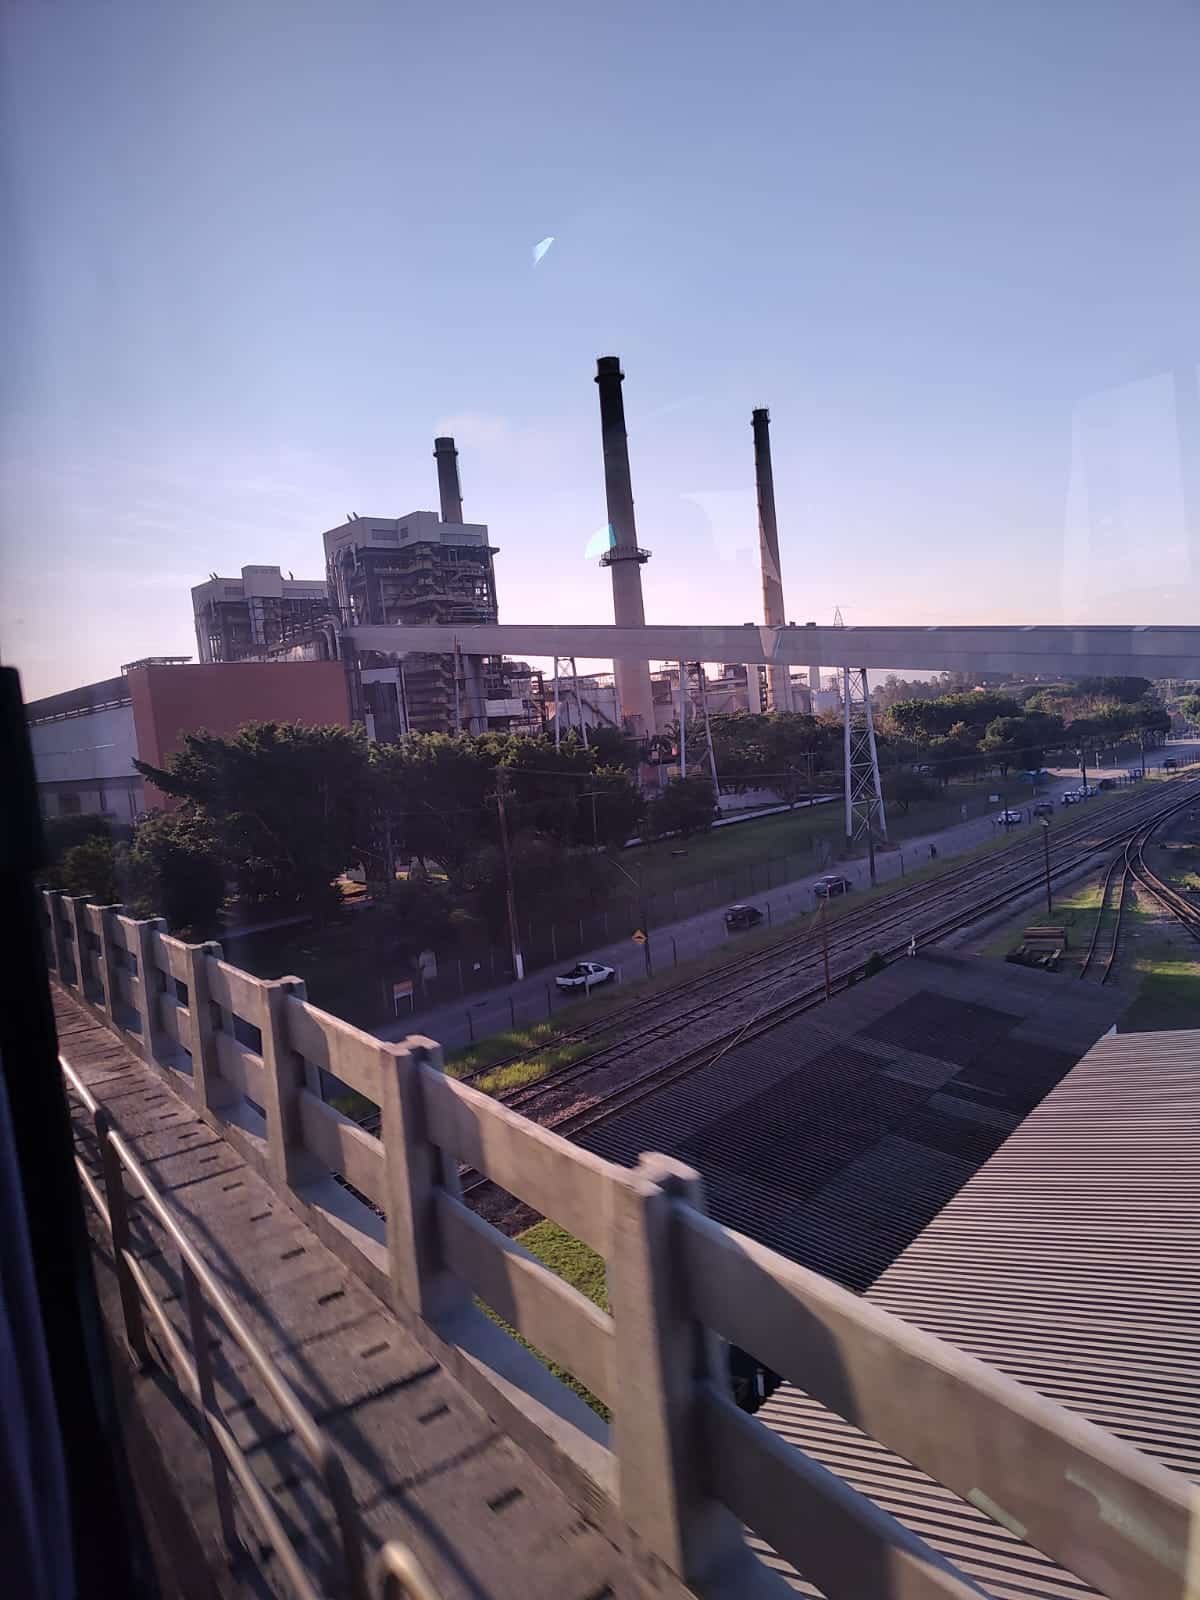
[382,739,1200,1054]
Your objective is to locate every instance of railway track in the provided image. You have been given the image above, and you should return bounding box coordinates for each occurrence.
[1080,793,1200,982]
[454,775,1200,1177]
[461,775,1200,1091]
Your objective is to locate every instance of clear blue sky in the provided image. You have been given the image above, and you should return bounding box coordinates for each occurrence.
[3,0,1198,699]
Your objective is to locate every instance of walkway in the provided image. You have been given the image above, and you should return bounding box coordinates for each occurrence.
[56,989,638,1600]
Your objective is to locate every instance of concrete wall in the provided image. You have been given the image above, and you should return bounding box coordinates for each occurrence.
[44,886,1195,1600]
[29,703,143,818]
[128,660,351,807]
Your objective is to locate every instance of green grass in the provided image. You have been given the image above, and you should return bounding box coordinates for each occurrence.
[444,1021,593,1097]
[631,774,1044,896]
[1122,950,1200,1031]
[1120,845,1200,1029]
[476,1220,610,1417]
[469,1040,592,1097]
[980,877,1105,961]
[519,1219,608,1308]
[447,1020,565,1075]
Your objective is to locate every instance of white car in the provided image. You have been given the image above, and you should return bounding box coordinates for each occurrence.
[555,961,615,992]
[996,808,1025,825]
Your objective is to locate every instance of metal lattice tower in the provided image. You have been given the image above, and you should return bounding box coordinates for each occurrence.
[842,667,888,877]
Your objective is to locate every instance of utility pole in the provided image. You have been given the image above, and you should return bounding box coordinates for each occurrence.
[681,659,691,777]
[819,898,832,1000]
[1079,747,1088,792]
[696,662,722,806]
[570,656,588,748]
[553,658,561,750]
[610,854,652,979]
[495,770,525,980]
[1041,821,1053,916]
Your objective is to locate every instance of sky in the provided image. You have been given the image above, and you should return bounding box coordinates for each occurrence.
[2,0,1199,700]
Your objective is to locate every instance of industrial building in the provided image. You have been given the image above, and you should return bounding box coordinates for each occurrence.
[323,437,504,737]
[191,566,331,663]
[25,659,350,819]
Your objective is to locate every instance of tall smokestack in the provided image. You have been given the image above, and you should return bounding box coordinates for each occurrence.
[752,407,792,712]
[433,436,463,524]
[594,357,655,734]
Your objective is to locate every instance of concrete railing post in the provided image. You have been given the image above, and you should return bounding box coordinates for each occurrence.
[182,942,230,1110]
[259,975,309,1189]
[94,903,125,1020]
[64,895,95,1000]
[379,1036,469,1327]
[126,917,167,1065]
[608,1152,746,1587]
[45,889,71,983]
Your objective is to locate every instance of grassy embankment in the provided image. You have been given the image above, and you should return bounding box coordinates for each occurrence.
[478,1220,609,1416]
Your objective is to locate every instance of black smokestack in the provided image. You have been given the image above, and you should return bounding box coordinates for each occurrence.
[433,436,463,524]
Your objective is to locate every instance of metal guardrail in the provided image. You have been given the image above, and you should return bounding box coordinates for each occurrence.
[59,1052,438,1600]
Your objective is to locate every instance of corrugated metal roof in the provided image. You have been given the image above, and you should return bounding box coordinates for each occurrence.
[577,953,1124,1291]
[756,1026,1200,1597]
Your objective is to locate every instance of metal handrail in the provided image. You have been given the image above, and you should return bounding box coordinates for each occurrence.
[373,1542,440,1600]
[59,1052,389,1600]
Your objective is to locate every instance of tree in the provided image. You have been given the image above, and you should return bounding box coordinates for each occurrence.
[56,836,120,904]
[980,712,1065,776]
[885,692,1020,741]
[124,808,226,932]
[1179,695,1200,724]
[371,876,456,962]
[761,714,831,806]
[882,769,938,815]
[589,768,646,848]
[585,723,641,771]
[136,722,370,913]
[369,734,494,880]
[498,735,596,843]
[44,812,113,866]
[1075,676,1153,703]
[647,775,717,839]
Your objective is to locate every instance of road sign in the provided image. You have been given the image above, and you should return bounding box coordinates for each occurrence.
[392,978,414,1017]
[631,929,647,945]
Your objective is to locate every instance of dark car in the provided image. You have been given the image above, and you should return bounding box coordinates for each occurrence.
[724,903,763,930]
[814,874,853,898]
[1032,801,1055,818]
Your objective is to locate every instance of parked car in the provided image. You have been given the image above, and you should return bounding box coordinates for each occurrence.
[1032,801,1055,818]
[1164,758,1179,771]
[814,874,853,897]
[724,903,764,930]
[1060,790,1081,805]
[554,961,615,992]
[996,808,1025,825]
[1098,777,1116,790]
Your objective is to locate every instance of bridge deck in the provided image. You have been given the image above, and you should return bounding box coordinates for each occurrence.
[56,990,634,1600]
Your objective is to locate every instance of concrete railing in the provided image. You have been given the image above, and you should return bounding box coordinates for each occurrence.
[43,887,1200,1600]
